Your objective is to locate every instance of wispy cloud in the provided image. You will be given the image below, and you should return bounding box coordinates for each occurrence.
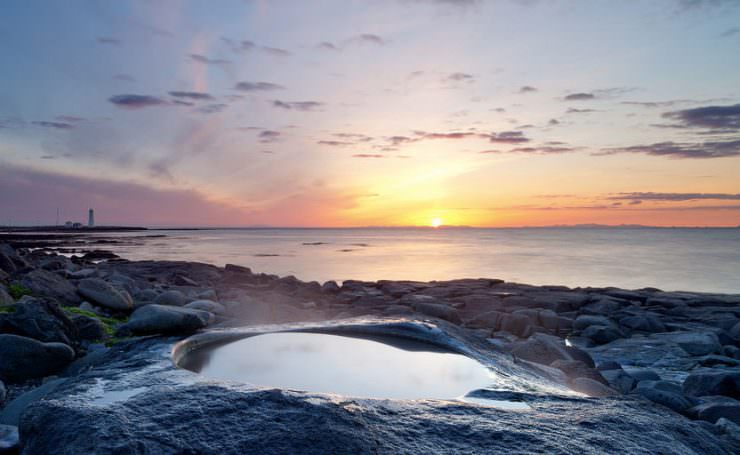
[564,92,595,101]
[261,46,292,56]
[32,121,75,130]
[234,81,285,92]
[661,103,740,131]
[518,85,537,93]
[169,91,214,101]
[97,37,120,45]
[607,192,740,202]
[259,130,282,143]
[109,94,167,109]
[272,100,324,111]
[598,139,740,159]
[190,54,231,65]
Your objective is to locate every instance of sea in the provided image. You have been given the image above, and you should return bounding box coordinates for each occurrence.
[93,227,740,294]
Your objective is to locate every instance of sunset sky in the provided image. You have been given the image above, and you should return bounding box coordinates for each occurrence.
[1,0,739,227]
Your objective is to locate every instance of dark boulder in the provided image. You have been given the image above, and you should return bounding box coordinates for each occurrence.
[636,387,693,415]
[119,304,211,336]
[550,359,607,384]
[71,315,108,342]
[0,334,75,383]
[412,302,462,325]
[601,369,636,394]
[153,290,189,307]
[17,269,79,305]
[691,400,740,425]
[77,278,133,312]
[683,371,740,399]
[619,314,666,333]
[581,325,623,345]
[0,297,79,346]
[0,424,19,453]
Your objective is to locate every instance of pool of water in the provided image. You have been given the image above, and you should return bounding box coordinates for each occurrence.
[180,332,507,403]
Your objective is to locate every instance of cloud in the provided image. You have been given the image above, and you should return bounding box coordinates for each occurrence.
[548,119,560,126]
[190,54,231,65]
[234,81,285,92]
[518,85,537,93]
[508,146,575,154]
[352,154,385,158]
[349,34,385,46]
[334,133,373,142]
[108,94,167,109]
[168,91,214,101]
[598,139,740,159]
[607,192,740,202]
[661,103,740,131]
[97,37,120,45]
[417,131,479,139]
[318,140,353,147]
[262,46,291,56]
[32,121,75,130]
[564,92,595,101]
[489,131,529,143]
[447,72,474,82]
[566,108,597,114]
[621,100,692,108]
[258,130,282,143]
[195,104,227,114]
[113,74,136,83]
[272,100,324,111]
[56,116,84,123]
[317,41,340,51]
[721,26,740,37]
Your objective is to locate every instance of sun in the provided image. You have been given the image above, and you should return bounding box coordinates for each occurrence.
[431,217,443,228]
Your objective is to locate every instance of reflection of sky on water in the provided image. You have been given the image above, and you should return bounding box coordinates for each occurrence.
[96,228,740,293]
[196,333,494,400]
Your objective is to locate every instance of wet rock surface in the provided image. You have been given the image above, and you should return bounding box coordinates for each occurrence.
[0,238,739,453]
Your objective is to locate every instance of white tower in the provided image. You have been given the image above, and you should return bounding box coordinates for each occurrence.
[88,209,95,227]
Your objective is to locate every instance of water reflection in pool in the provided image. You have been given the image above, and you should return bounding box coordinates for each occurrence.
[184,332,497,401]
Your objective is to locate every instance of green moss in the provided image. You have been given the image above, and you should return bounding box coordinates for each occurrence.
[0,304,16,313]
[8,284,31,300]
[63,307,129,346]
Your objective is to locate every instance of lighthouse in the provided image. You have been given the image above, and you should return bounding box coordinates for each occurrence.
[88,209,95,228]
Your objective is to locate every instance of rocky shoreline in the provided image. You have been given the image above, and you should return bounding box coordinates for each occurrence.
[1,238,740,453]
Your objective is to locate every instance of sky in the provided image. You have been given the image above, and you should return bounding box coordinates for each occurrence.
[1,0,739,227]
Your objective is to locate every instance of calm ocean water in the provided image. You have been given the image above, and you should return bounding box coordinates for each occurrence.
[94,228,740,294]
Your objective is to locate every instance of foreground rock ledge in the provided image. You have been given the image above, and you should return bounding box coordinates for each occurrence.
[14,320,740,454]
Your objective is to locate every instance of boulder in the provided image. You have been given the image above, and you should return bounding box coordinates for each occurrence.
[0,286,12,306]
[601,369,636,394]
[619,314,666,333]
[683,371,740,399]
[510,333,576,366]
[71,315,108,341]
[153,290,189,307]
[0,252,17,274]
[573,315,613,331]
[0,296,79,346]
[629,369,661,383]
[412,302,461,324]
[635,380,683,395]
[18,269,79,304]
[77,278,133,312]
[597,361,623,371]
[120,304,211,335]
[66,268,97,279]
[465,310,504,329]
[716,418,740,443]
[570,378,618,397]
[185,299,226,315]
[729,321,740,340]
[668,332,722,356]
[0,424,19,453]
[173,275,199,286]
[321,281,341,294]
[498,313,531,337]
[0,380,5,403]
[382,305,413,316]
[550,360,606,383]
[636,387,692,414]
[0,334,75,383]
[581,325,623,345]
[691,400,740,425]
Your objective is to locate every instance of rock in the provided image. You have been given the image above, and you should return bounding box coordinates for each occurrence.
[729,321,740,340]
[0,297,79,346]
[77,278,133,311]
[724,345,740,360]
[635,380,683,395]
[0,253,17,274]
[550,360,606,383]
[636,387,693,414]
[498,313,531,337]
[153,290,189,307]
[629,369,661,383]
[0,378,65,426]
[0,287,12,306]
[510,333,576,365]
[716,418,740,442]
[66,268,97,279]
[601,369,636,394]
[0,334,75,383]
[71,315,108,341]
[465,310,504,329]
[78,301,97,313]
[0,424,19,453]
[18,269,79,304]
[185,299,226,315]
[383,305,413,316]
[196,289,218,301]
[619,314,666,333]
[0,380,5,403]
[669,332,722,356]
[597,361,623,371]
[571,377,618,397]
[120,304,210,335]
[173,275,199,286]
[321,281,341,294]
[412,302,461,324]
[683,371,740,399]
[691,400,740,425]
[538,310,572,333]
[581,325,623,345]
[573,315,613,331]
[580,297,628,315]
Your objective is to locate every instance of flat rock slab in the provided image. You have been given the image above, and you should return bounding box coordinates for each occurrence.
[15,320,740,454]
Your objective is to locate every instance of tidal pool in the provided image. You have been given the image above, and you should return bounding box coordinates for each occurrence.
[180,332,499,401]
